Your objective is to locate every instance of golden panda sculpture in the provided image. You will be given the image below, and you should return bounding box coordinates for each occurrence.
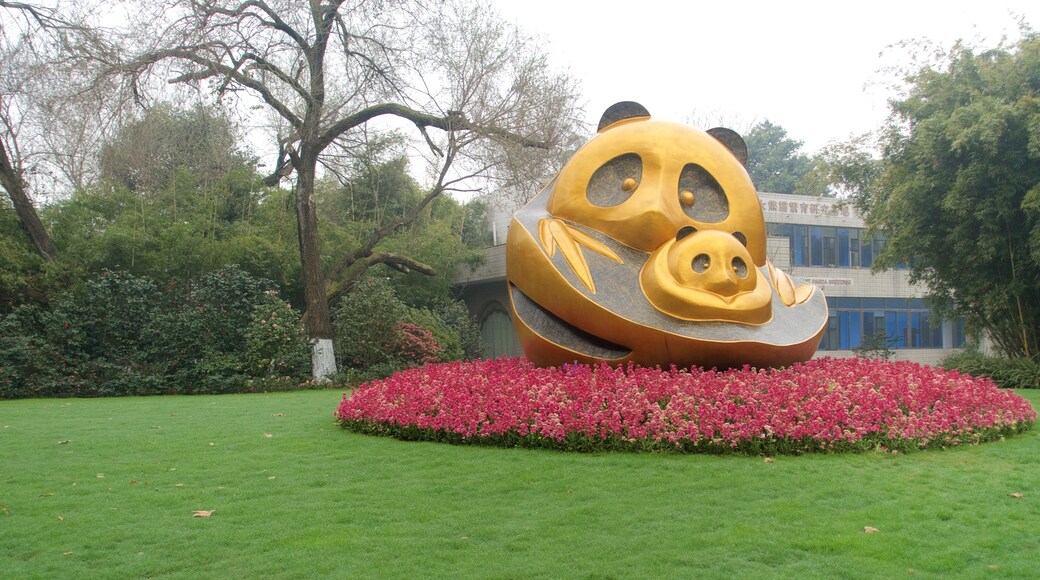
[505,101,827,369]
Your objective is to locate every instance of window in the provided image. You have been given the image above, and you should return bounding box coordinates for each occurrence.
[792,225,808,266]
[818,297,965,351]
[769,224,885,269]
[810,226,823,266]
[837,229,850,267]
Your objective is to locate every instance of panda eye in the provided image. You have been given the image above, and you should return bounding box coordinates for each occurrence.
[586,153,642,207]
[677,163,729,222]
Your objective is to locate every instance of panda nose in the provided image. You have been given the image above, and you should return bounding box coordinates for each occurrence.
[670,229,757,297]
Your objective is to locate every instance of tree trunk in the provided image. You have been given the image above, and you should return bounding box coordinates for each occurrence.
[295,150,337,381]
[0,139,57,260]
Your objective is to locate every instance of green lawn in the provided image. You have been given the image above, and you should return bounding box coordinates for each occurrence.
[2,389,1037,579]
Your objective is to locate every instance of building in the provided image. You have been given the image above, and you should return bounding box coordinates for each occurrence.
[454,191,967,365]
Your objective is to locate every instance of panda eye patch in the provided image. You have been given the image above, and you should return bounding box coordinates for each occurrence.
[586,153,642,207]
[677,163,729,222]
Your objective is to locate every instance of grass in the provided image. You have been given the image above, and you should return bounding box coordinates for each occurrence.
[1,388,1037,579]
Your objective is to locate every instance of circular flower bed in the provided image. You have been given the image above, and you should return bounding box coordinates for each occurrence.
[335,357,1036,454]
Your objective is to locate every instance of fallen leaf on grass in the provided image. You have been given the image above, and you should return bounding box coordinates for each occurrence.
[268,476,276,480]
[1009,492,1023,498]
[63,552,73,556]
[764,457,775,463]
[272,413,285,417]
[58,440,71,445]
[57,515,64,521]
[192,510,214,518]
[1,504,10,516]
[864,526,879,533]
[207,442,215,447]
[174,483,184,488]
[95,473,104,479]
[263,433,273,438]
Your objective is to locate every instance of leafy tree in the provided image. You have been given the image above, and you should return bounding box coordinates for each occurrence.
[837,33,1040,359]
[460,198,494,249]
[106,0,582,380]
[42,177,305,301]
[743,120,816,194]
[799,134,882,199]
[99,103,254,197]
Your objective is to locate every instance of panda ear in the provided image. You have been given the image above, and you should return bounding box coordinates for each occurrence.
[707,127,749,167]
[597,101,651,132]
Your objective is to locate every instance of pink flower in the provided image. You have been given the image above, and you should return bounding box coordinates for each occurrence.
[334,357,1036,454]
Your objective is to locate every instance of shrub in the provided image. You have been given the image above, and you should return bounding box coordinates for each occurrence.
[244,292,310,378]
[189,265,272,354]
[940,349,1040,389]
[0,267,311,399]
[332,277,408,369]
[395,322,444,365]
[404,306,462,361]
[333,277,477,378]
[53,270,162,370]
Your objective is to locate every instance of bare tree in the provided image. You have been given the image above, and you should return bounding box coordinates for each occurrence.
[1,1,63,259]
[1,1,122,260]
[105,0,582,379]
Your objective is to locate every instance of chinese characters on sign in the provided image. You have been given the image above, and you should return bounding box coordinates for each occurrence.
[760,199,850,217]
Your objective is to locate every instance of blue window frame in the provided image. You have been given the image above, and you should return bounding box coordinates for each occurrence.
[819,297,964,351]
[837,229,850,267]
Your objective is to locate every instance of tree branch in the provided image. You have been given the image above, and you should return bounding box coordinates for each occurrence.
[326,139,458,283]
[116,47,303,129]
[325,251,436,303]
[317,103,549,152]
[191,0,310,50]
[0,137,57,260]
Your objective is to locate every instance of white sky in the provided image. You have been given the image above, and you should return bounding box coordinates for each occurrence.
[491,0,1040,153]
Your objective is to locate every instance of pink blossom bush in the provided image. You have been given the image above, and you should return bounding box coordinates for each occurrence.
[335,357,1036,454]
[395,323,444,366]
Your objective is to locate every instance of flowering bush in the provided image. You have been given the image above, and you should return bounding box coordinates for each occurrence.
[244,292,310,378]
[335,357,1037,455]
[395,322,444,366]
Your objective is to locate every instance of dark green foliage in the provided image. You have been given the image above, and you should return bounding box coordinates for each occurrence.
[333,277,409,369]
[841,34,1040,359]
[743,120,816,194]
[331,276,481,380]
[244,294,311,378]
[940,349,1040,389]
[0,267,311,398]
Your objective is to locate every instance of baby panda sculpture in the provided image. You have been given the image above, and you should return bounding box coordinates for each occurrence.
[505,101,827,369]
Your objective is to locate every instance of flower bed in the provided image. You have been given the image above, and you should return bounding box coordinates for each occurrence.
[335,357,1036,454]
